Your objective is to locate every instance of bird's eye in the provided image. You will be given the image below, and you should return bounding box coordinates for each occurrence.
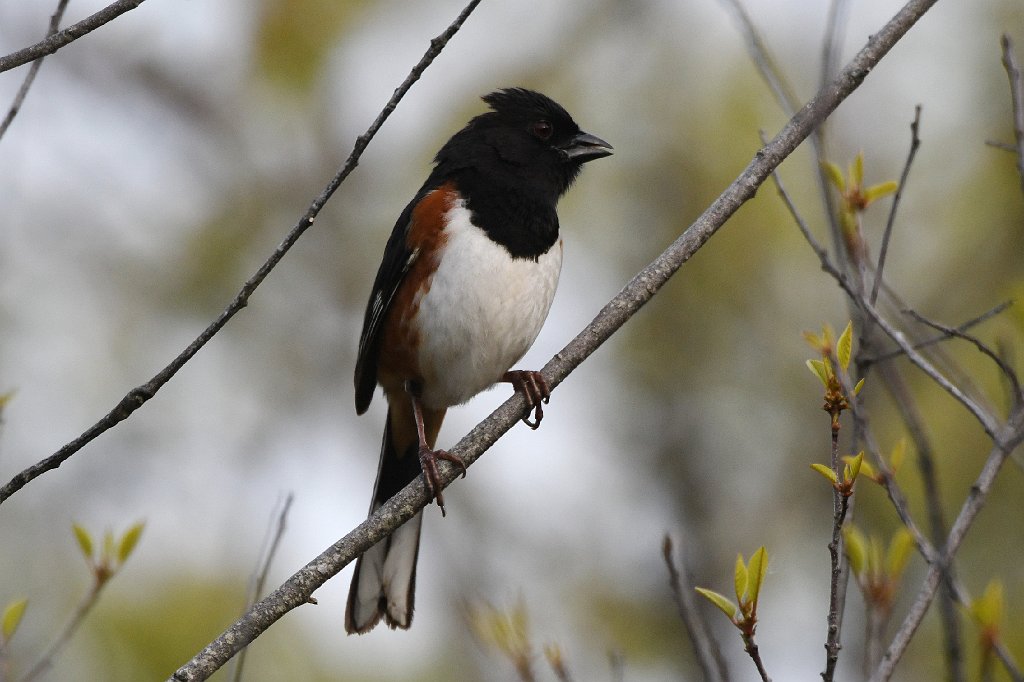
[531,120,553,140]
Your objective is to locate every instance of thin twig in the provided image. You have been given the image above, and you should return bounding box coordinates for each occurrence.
[717,0,801,116]
[820,0,852,91]
[662,536,729,682]
[1000,34,1024,195]
[230,493,295,682]
[742,634,772,682]
[815,0,853,260]
[870,106,921,306]
[904,309,1023,404]
[822,411,849,682]
[787,222,1004,439]
[769,148,947,573]
[20,579,107,682]
[875,365,964,682]
[0,0,484,507]
[0,0,69,143]
[993,641,1024,682]
[0,0,147,74]
[774,148,1009,681]
[870,406,1024,681]
[169,3,943,679]
[851,105,958,674]
[865,300,1014,364]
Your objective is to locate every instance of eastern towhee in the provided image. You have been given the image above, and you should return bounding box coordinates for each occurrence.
[346,88,612,634]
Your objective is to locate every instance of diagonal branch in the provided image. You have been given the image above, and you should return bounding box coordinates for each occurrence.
[1000,34,1024,195]
[0,0,147,75]
[903,309,1023,404]
[0,0,484,507]
[870,105,922,306]
[663,535,730,682]
[865,300,1014,364]
[168,1,942,678]
[0,0,69,142]
[870,406,1024,682]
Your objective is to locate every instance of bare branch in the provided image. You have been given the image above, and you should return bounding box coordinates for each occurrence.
[0,0,484,507]
[1000,34,1024,195]
[865,301,1014,364]
[0,0,147,75]
[718,0,801,116]
[21,578,108,682]
[165,1,943,678]
[230,493,294,682]
[870,106,922,306]
[662,536,730,682]
[0,0,69,142]
[814,0,853,259]
[993,641,1024,682]
[903,309,1023,404]
[870,407,1024,681]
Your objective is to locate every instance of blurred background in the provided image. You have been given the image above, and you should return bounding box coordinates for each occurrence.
[2,0,1023,680]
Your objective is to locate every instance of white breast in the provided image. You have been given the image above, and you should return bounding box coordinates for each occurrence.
[414,201,562,409]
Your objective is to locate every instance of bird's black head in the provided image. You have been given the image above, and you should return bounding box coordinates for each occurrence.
[433,88,612,201]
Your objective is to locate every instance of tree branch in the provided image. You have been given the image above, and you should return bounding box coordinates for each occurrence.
[1000,34,1024,195]
[166,1,942,678]
[0,0,69,142]
[0,0,147,75]
[864,300,1014,365]
[229,493,294,682]
[870,105,921,306]
[870,406,1024,681]
[662,536,730,682]
[0,0,484,507]
[903,309,1023,404]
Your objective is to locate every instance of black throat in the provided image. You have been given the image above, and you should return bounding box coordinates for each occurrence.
[454,172,562,261]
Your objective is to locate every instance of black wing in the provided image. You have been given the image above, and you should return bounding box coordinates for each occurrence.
[353,188,430,414]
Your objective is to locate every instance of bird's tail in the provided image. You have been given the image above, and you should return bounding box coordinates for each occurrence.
[345,400,445,633]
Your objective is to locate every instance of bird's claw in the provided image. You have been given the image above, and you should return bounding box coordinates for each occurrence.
[418,446,466,517]
[502,370,551,430]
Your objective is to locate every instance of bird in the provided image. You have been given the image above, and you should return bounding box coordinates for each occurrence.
[345,87,612,634]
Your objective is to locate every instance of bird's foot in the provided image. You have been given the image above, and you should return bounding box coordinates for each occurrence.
[418,446,466,517]
[502,370,551,430]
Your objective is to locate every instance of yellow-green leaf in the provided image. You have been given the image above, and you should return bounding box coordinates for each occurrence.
[746,547,768,607]
[734,554,748,604]
[102,529,115,565]
[836,322,853,371]
[695,588,737,620]
[806,359,829,386]
[811,463,839,485]
[868,536,884,580]
[843,525,868,577]
[885,529,914,580]
[843,454,877,482]
[72,523,93,560]
[2,598,28,641]
[864,181,899,205]
[118,522,145,564]
[890,439,907,472]
[822,161,845,191]
[851,152,864,187]
[844,451,864,483]
[971,579,1004,629]
[853,378,865,396]
[802,330,824,351]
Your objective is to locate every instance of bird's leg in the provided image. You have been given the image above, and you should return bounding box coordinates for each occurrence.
[501,370,551,430]
[405,381,466,517]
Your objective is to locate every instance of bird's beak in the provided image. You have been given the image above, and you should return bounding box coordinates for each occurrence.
[560,131,613,163]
